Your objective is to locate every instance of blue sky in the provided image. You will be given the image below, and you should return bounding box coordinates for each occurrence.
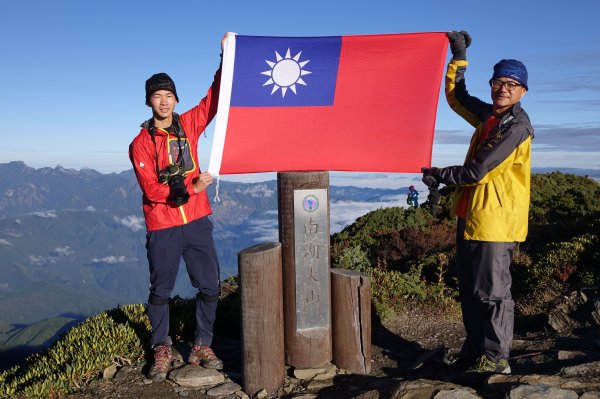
[1,0,599,188]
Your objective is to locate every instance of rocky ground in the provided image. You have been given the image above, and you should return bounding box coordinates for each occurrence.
[67,291,600,399]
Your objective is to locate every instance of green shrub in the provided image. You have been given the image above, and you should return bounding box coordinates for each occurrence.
[515,233,598,315]
[367,262,458,320]
[372,220,455,273]
[155,277,241,345]
[332,207,433,257]
[331,205,458,318]
[0,304,149,398]
[0,288,242,398]
[331,173,600,320]
[332,245,371,272]
[528,172,600,249]
[349,206,432,235]
[214,276,241,339]
[523,234,596,289]
[4,172,597,397]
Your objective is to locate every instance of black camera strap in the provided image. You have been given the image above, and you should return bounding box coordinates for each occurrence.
[174,135,185,169]
[170,113,187,169]
[147,120,162,179]
[147,114,188,177]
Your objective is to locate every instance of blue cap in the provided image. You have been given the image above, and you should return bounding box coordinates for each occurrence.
[490,59,528,90]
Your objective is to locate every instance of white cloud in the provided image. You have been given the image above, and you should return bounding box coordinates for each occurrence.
[28,255,56,265]
[55,246,74,256]
[31,210,57,218]
[246,197,405,243]
[113,215,145,232]
[92,255,135,264]
[222,171,421,190]
[235,184,275,198]
[330,198,404,233]
[215,230,240,240]
[0,239,12,246]
[247,219,279,243]
[330,172,420,190]
[27,246,75,266]
[85,205,96,212]
[532,125,600,152]
[221,173,276,184]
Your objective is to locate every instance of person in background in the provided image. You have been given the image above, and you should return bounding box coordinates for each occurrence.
[407,185,419,208]
[129,35,227,381]
[422,31,533,374]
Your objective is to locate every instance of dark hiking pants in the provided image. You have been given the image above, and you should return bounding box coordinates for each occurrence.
[456,218,515,364]
[146,216,220,347]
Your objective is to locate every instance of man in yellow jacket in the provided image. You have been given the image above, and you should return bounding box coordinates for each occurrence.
[422,31,533,374]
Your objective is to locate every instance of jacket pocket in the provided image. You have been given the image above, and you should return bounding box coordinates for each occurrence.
[491,179,504,208]
[470,180,503,214]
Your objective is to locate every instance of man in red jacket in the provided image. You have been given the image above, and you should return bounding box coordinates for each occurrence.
[129,35,226,381]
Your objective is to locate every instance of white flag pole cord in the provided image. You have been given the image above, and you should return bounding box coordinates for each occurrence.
[208,32,236,202]
[214,176,221,203]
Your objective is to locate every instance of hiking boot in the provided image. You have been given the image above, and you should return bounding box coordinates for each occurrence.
[188,345,223,370]
[148,343,172,381]
[467,355,511,374]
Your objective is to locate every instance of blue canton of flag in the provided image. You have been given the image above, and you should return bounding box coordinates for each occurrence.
[230,36,341,107]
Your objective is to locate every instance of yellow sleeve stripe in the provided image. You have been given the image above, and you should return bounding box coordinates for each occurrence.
[445,60,481,128]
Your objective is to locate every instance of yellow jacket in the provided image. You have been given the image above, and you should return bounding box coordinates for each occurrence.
[436,59,534,242]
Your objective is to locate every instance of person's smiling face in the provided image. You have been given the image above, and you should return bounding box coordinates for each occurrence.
[490,78,527,114]
[150,90,178,122]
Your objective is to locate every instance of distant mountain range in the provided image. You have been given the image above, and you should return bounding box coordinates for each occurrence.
[531,167,600,179]
[0,161,595,369]
[0,161,407,368]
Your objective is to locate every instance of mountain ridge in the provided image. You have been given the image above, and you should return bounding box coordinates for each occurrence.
[0,161,409,369]
[1,162,597,372]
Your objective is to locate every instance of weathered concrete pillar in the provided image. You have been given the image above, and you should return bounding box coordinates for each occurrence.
[239,242,285,395]
[331,268,371,374]
[277,171,332,368]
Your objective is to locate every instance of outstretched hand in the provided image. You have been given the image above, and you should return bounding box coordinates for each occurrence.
[421,167,440,188]
[193,172,213,193]
[421,166,439,176]
[446,31,471,60]
[221,34,228,51]
[422,175,439,189]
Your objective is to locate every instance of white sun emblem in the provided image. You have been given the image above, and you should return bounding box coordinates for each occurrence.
[261,48,311,98]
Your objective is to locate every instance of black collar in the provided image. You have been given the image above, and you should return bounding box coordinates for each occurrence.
[141,113,186,138]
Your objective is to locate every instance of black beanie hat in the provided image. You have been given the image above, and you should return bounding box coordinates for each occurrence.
[145,73,179,106]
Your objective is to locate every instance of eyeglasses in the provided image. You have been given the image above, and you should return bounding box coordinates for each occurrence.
[490,79,522,92]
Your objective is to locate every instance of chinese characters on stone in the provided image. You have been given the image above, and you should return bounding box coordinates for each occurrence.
[293,189,330,330]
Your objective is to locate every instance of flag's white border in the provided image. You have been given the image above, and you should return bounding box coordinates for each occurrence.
[208,32,236,177]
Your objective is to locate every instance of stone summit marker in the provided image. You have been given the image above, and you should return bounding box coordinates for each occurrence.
[278,171,332,368]
[293,189,330,330]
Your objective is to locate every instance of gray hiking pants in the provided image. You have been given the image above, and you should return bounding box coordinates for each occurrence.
[456,218,515,363]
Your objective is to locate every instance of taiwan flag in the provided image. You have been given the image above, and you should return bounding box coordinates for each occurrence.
[208,32,448,176]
